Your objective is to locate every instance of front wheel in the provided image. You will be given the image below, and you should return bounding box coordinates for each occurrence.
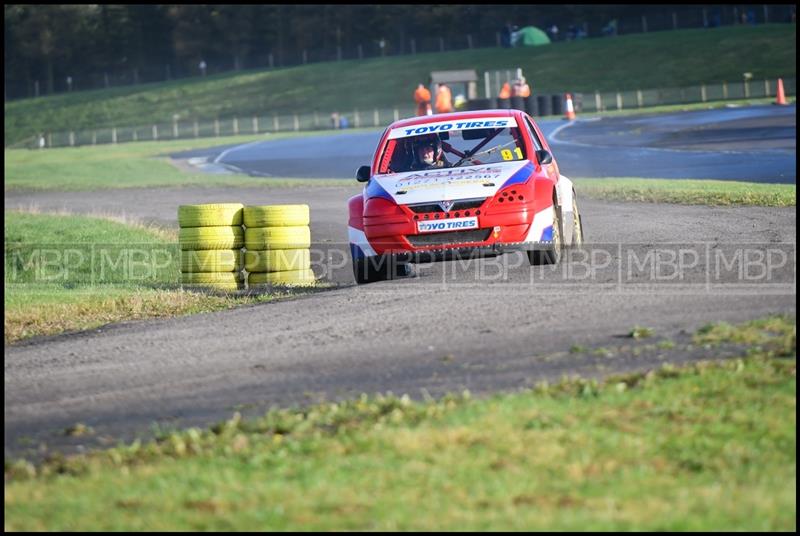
[527,204,563,266]
[352,255,412,284]
[571,191,584,248]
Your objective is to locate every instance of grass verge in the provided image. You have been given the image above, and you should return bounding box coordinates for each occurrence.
[4,315,795,530]
[4,132,363,191]
[4,211,318,343]
[574,177,796,207]
[5,24,795,144]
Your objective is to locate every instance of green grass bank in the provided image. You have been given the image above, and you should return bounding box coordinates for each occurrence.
[5,24,795,144]
[3,211,315,343]
[5,316,795,531]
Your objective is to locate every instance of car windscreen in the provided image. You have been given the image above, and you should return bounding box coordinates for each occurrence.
[376,117,527,174]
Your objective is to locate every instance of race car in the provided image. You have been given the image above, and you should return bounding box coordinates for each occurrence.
[348,109,584,284]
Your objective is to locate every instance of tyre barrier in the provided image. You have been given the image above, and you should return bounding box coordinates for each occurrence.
[244,225,311,251]
[178,204,246,291]
[178,204,317,289]
[242,205,317,288]
[180,249,243,272]
[249,269,316,287]
[243,204,310,228]
[509,96,526,112]
[178,226,244,250]
[244,249,310,273]
[178,203,244,227]
[537,95,552,117]
[180,271,245,291]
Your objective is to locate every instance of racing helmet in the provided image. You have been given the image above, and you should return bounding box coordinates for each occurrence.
[412,134,443,165]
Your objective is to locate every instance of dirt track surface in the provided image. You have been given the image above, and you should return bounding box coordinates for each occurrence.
[5,184,796,458]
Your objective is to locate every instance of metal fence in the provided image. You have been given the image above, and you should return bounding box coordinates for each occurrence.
[6,5,795,100]
[17,77,795,150]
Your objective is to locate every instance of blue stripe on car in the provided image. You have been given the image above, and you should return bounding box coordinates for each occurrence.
[364,178,394,201]
[350,243,366,260]
[540,225,554,242]
[499,162,535,190]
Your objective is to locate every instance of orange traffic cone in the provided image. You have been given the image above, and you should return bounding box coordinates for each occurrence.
[564,93,576,120]
[775,78,787,105]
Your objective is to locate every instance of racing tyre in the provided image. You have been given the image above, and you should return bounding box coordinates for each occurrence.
[181,271,244,291]
[178,203,244,227]
[243,205,310,227]
[244,249,310,273]
[249,269,316,287]
[181,250,243,272]
[244,226,311,250]
[527,204,563,266]
[179,226,244,250]
[571,191,584,248]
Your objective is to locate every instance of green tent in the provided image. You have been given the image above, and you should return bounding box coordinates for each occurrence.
[514,26,551,47]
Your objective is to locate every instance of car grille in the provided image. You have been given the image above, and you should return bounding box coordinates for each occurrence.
[407,228,492,247]
[406,198,486,214]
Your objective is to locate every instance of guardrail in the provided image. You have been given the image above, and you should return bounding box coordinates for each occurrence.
[14,77,795,150]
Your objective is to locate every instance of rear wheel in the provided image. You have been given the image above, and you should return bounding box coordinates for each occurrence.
[527,203,563,265]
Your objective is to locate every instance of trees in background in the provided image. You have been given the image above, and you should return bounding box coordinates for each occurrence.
[4,4,793,99]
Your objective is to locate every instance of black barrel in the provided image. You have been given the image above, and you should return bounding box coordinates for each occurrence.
[497,97,511,110]
[573,92,583,112]
[525,95,538,117]
[466,98,491,111]
[509,96,526,112]
[551,94,564,117]
[537,95,552,116]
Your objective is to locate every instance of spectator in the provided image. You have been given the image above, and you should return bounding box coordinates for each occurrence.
[435,83,453,113]
[339,116,349,129]
[547,24,559,41]
[501,21,513,48]
[512,77,530,98]
[601,19,617,37]
[331,112,340,129]
[198,59,207,76]
[413,83,432,116]
[498,82,511,99]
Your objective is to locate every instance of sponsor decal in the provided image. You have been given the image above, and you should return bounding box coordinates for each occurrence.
[393,164,507,193]
[388,117,518,140]
[418,217,479,233]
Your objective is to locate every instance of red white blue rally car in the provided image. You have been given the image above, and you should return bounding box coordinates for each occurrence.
[349,109,584,284]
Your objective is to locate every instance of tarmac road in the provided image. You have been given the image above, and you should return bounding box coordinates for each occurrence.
[4,105,796,459]
[174,104,796,183]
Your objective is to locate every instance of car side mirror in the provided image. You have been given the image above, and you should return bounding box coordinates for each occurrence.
[535,150,553,165]
[356,165,371,182]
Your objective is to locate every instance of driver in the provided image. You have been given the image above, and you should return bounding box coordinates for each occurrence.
[410,134,450,170]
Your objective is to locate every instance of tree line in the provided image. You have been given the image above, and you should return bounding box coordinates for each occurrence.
[5,4,793,100]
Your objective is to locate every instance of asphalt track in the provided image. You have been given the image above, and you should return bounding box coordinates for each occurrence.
[4,105,796,459]
[175,104,796,183]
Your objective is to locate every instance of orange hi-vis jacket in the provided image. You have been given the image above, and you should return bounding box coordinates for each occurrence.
[435,85,452,113]
[414,86,432,116]
[499,82,511,99]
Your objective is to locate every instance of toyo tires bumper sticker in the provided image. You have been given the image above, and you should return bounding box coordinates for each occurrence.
[417,217,478,233]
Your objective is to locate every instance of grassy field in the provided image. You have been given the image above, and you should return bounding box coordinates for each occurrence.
[5,316,795,531]
[5,24,795,144]
[4,133,359,191]
[3,211,319,343]
[575,178,797,207]
[5,131,797,206]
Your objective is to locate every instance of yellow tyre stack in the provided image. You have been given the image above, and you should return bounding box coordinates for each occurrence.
[243,204,316,287]
[178,203,245,291]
